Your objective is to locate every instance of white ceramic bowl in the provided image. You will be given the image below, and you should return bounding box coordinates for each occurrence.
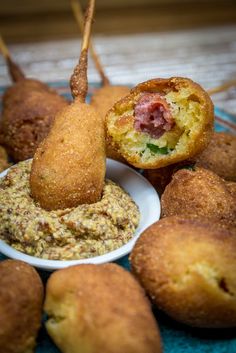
[0,159,160,271]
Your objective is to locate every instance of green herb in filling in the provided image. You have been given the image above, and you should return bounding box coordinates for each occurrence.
[146,144,169,155]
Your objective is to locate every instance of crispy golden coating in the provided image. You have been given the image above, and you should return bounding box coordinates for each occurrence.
[194,132,236,181]
[45,263,162,353]
[106,77,214,169]
[130,216,236,328]
[91,84,130,162]
[227,181,236,198]
[0,259,44,353]
[0,79,68,162]
[161,167,236,227]
[0,145,10,172]
[30,102,106,210]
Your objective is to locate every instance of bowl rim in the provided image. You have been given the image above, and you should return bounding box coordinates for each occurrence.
[0,158,160,271]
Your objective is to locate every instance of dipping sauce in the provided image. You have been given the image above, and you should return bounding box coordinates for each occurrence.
[0,160,140,260]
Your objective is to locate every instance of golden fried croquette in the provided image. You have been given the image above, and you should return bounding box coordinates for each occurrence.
[30,103,105,210]
[44,263,162,353]
[106,77,214,169]
[161,167,236,227]
[0,259,44,353]
[91,85,130,162]
[0,145,10,172]
[0,79,68,162]
[130,216,236,328]
[30,0,106,211]
[226,181,236,198]
[194,132,236,181]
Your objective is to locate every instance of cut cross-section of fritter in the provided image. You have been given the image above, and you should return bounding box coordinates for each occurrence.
[106,77,214,169]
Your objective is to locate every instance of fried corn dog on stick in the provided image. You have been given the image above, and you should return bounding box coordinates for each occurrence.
[30,0,105,210]
[45,264,162,353]
[71,0,130,162]
[106,77,214,169]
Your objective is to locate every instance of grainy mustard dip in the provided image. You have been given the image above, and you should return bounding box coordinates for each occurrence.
[0,160,140,260]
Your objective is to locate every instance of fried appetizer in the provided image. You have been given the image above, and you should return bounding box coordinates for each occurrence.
[161,167,236,227]
[0,36,68,162]
[130,216,236,328]
[0,259,44,353]
[30,0,106,210]
[194,132,236,181]
[106,77,214,169]
[70,0,129,162]
[227,181,236,198]
[45,263,162,353]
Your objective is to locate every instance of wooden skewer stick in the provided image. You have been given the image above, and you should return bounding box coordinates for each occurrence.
[70,0,110,86]
[0,34,25,82]
[70,0,96,102]
[207,79,236,95]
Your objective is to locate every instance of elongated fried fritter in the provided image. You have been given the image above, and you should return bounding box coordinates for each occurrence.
[130,216,236,328]
[45,263,162,353]
[30,102,105,210]
[161,167,236,227]
[0,260,44,353]
[106,77,214,169]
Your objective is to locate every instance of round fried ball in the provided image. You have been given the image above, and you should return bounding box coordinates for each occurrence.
[130,216,236,328]
[194,132,236,181]
[0,79,68,162]
[106,77,214,169]
[0,259,44,353]
[45,263,162,353]
[161,167,236,227]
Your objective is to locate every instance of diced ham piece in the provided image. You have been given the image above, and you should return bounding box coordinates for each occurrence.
[134,92,175,138]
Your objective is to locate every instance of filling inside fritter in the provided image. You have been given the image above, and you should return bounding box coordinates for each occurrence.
[109,88,203,163]
[134,93,175,138]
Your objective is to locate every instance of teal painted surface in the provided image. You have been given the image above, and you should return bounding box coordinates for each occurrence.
[0,83,236,352]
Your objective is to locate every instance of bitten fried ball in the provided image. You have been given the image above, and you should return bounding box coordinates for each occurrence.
[91,85,130,162]
[161,167,236,227]
[106,77,214,169]
[44,263,162,353]
[194,132,236,181]
[0,259,44,353]
[130,216,236,328]
[0,79,68,162]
